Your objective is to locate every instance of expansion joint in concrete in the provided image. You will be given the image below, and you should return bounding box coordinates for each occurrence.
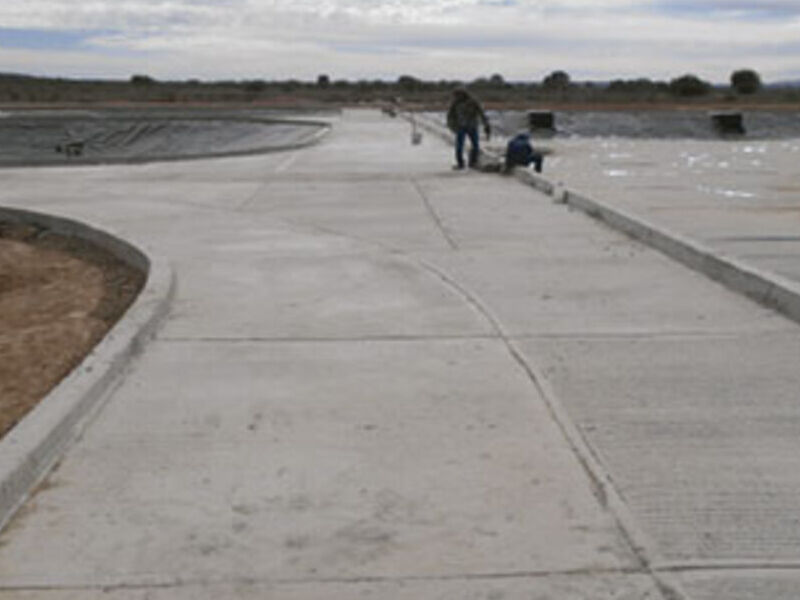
[410,257,690,600]
[410,177,459,251]
[0,566,649,594]
[159,334,501,344]
[508,330,784,342]
[655,560,800,574]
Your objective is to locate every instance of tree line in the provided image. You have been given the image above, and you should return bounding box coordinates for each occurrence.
[0,68,793,106]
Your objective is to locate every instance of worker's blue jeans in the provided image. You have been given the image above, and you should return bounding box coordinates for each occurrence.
[455,126,479,168]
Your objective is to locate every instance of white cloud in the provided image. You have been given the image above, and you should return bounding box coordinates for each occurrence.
[0,0,798,81]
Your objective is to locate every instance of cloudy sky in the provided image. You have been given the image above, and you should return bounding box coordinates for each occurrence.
[0,0,798,83]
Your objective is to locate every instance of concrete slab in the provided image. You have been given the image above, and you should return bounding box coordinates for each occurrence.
[423,247,786,337]
[681,571,800,600]
[242,177,458,252]
[0,573,661,599]
[3,109,800,600]
[161,251,494,339]
[0,340,634,587]
[288,111,447,178]
[546,136,800,290]
[517,332,800,563]
[408,174,784,337]
[406,175,607,251]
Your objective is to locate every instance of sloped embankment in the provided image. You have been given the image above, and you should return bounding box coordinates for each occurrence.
[0,110,329,166]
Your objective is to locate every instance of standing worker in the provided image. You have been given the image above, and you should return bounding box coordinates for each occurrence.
[446,87,491,170]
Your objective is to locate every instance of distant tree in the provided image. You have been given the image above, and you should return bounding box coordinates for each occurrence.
[669,74,711,97]
[317,74,331,89]
[606,78,659,95]
[607,79,627,93]
[397,74,421,91]
[280,79,301,92]
[730,69,762,95]
[243,79,267,93]
[489,73,506,87]
[130,74,155,86]
[542,70,570,90]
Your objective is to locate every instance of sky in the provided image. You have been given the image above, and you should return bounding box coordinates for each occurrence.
[0,0,798,83]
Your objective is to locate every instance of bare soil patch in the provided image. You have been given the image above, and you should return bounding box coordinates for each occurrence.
[0,222,144,439]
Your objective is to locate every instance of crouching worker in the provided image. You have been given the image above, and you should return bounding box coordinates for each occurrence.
[447,88,491,170]
[504,133,543,174]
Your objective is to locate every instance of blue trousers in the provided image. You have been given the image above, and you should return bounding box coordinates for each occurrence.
[455,127,479,168]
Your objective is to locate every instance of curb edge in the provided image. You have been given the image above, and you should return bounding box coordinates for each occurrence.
[0,207,176,533]
[410,111,800,326]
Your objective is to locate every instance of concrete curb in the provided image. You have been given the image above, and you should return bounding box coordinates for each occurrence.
[410,110,793,600]
[563,191,800,324]
[0,207,175,533]
[409,112,554,194]
[411,111,800,327]
[409,109,671,574]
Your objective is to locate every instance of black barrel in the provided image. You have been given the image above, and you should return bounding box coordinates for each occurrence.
[711,112,745,135]
[528,111,555,132]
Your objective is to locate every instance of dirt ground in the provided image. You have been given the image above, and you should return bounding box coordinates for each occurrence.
[0,222,144,439]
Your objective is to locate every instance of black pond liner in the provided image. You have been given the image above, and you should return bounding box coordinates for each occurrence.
[492,110,800,140]
[0,109,329,167]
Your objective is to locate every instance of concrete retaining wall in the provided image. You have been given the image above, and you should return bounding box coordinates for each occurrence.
[0,208,175,533]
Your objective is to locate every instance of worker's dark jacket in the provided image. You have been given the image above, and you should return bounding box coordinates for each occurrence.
[447,95,489,132]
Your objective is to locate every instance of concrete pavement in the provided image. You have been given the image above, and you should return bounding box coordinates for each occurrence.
[0,110,799,599]
[544,135,800,285]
